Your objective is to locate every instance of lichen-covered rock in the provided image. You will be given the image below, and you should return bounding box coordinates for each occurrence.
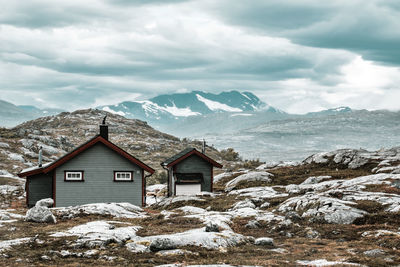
[26,206,56,224]
[254,237,274,247]
[225,172,273,192]
[230,199,256,210]
[301,176,331,185]
[149,237,177,252]
[205,221,220,232]
[363,249,385,257]
[36,198,54,208]
[278,194,367,224]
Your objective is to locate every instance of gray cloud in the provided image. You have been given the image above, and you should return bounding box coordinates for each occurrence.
[208,0,400,66]
[0,0,398,113]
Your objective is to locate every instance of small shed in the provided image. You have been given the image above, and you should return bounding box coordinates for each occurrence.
[161,148,222,196]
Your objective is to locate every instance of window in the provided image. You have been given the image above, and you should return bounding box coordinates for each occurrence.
[114,171,133,182]
[64,171,84,181]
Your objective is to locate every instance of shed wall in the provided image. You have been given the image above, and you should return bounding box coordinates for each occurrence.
[175,155,212,192]
[55,143,143,207]
[27,173,53,207]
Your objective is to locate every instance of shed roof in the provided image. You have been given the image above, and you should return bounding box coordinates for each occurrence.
[18,135,155,177]
[161,147,222,168]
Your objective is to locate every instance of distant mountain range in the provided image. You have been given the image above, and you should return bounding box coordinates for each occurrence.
[98,90,277,120]
[0,100,64,127]
[97,90,286,135]
[0,90,354,137]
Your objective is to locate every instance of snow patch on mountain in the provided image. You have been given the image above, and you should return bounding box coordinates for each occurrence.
[102,107,126,116]
[161,104,200,117]
[196,94,242,112]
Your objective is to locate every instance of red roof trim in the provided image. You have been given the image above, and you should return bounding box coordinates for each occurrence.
[166,149,222,168]
[18,136,154,177]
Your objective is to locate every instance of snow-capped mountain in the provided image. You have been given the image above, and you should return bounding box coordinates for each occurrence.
[98,91,276,122]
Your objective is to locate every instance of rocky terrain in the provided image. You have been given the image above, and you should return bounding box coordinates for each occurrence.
[0,144,399,266]
[0,109,234,186]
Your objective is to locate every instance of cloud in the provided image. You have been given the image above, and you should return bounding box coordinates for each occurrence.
[0,0,399,113]
[207,0,400,66]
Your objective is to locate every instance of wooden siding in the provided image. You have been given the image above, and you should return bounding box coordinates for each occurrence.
[55,143,142,207]
[174,155,212,192]
[28,173,53,207]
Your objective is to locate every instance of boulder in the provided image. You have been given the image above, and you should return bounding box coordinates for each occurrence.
[225,172,273,192]
[26,199,56,223]
[254,237,274,247]
[205,222,220,232]
[149,237,179,252]
[363,249,385,257]
[36,198,54,208]
[26,205,57,223]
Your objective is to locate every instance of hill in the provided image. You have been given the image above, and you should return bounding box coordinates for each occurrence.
[0,109,234,182]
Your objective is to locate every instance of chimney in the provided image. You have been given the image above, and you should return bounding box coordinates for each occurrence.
[100,115,108,140]
[38,146,43,167]
[202,139,206,154]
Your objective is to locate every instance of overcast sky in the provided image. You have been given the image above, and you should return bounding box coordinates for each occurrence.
[1,0,400,113]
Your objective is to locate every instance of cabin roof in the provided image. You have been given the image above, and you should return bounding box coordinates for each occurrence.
[18,135,155,177]
[161,147,222,168]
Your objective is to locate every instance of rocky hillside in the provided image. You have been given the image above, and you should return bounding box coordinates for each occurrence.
[0,147,399,266]
[0,109,230,179]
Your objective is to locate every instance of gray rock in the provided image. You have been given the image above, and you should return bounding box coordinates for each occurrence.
[301,176,331,185]
[285,211,302,222]
[230,198,256,210]
[149,237,177,252]
[363,249,385,257]
[305,228,320,239]
[26,206,57,223]
[392,180,400,189]
[36,198,54,208]
[245,220,261,229]
[260,202,270,208]
[205,222,220,232]
[254,237,274,247]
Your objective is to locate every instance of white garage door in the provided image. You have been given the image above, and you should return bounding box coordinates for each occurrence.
[176,184,201,196]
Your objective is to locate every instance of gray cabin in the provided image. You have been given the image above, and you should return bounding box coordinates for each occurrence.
[18,123,155,207]
[161,148,222,196]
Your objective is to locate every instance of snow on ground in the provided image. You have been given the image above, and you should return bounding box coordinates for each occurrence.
[225,172,273,191]
[0,238,31,252]
[53,202,147,219]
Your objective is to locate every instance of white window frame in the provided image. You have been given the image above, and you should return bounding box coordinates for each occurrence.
[65,171,83,181]
[114,171,133,182]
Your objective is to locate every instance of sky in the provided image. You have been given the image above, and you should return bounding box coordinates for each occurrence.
[1,0,400,114]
